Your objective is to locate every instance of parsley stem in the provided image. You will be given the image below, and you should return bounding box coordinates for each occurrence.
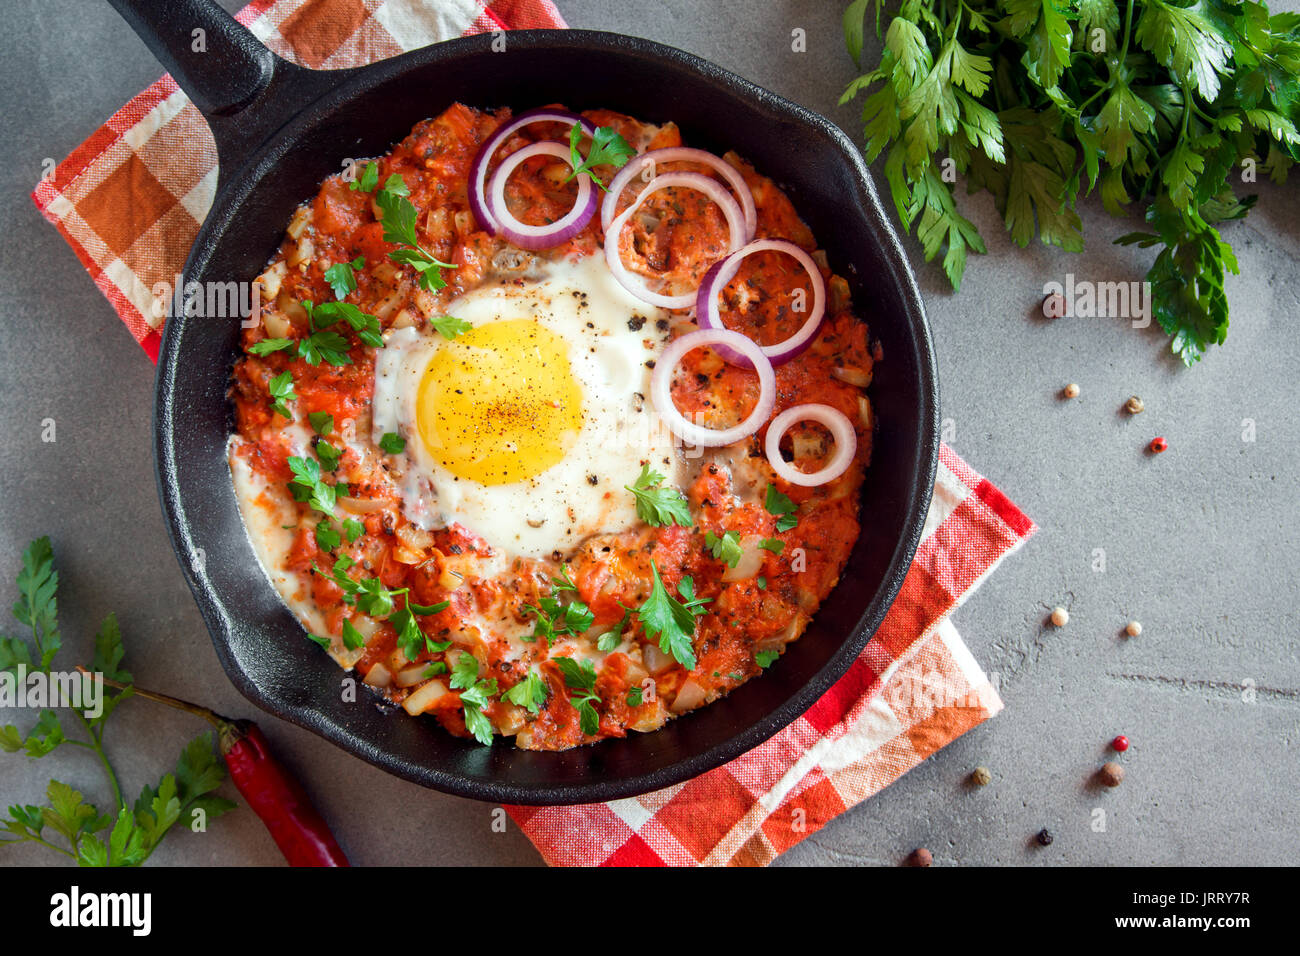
[74,709,125,811]
[1118,0,1135,64]
[28,834,77,859]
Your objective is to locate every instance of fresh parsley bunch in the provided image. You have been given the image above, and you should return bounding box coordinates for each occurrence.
[0,538,234,865]
[842,0,1300,365]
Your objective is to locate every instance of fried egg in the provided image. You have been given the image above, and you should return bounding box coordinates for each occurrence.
[372,254,680,558]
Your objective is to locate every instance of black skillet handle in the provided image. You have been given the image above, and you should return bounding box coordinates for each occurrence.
[107,0,331,186]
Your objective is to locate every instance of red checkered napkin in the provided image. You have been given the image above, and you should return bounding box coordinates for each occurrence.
[509,445,1034,865]
[31,0,567,362]
[33,0,1037,866]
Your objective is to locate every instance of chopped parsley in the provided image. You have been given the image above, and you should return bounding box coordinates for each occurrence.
[764,484,799,532]
[308,411,334,436]
[626,463,692,527]
[502,668,549,715]
[267,370,296,419]
[449,653,498,746]
[287,456,336,515]
[757,538,785,556]
[378,432,406,455]
[303,299,383,350]
[314,520,340,551]
[315,440,342,472]
[250,337,293,357]
[341,618,366,651]
[341,517,365,543]
[756,648,780,669]
[596,608,631,652]
[348,161,379,192]
[626,685,644,707]
[704,529,743,568]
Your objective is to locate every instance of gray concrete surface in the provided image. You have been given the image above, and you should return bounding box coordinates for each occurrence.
[1,0,1297,867]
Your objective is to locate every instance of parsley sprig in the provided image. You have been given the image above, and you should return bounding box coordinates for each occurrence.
[626,463,693,527]
[374,174,458,292]
[842,0,1300,365]
[556,657,602,735]
[1,537,234,866]
[636,561,711,670]
[567,123,637,191]
[522,565,595,645]
[449,654,499,745]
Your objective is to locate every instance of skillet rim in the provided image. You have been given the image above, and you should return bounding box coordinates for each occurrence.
[154,28,940,804]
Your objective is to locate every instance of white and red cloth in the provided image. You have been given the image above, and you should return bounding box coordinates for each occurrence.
[33,0,1036,866]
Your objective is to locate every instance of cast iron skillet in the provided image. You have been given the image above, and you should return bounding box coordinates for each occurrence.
[110,0,939,804]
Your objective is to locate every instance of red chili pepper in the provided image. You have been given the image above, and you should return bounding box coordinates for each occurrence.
[85,671,349,866]
[216,718,350,867]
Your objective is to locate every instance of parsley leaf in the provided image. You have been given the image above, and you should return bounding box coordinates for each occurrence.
[349,161,379,192]
[308,411,334,436]
[764,484,799,532]
[636,561,710,670]
[323,255,365,300]
[757,538,785,556]
[704,530,743,568]
[502,669,549,715]
[268,370,297,419]
[625,463,692,527]
[841,0,1288,363]
[756,649,780,669]
[430,314,473,339]
[379,432,406,454]
[556,656,598,692]
[287,456,337,515]
[567,123,637,191]
[626,685,644,707]
[249,337,294,357]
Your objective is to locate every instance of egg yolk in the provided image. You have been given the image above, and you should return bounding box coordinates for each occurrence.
[416,319,584,485]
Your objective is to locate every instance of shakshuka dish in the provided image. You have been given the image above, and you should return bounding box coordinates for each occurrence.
[228,103,880,751]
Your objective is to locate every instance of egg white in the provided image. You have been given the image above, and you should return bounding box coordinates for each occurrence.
[372,254,683,559]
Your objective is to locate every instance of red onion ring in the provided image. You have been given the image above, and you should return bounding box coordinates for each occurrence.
[601,148,757,240]
[696,238,827,368]
[651,329,775,448]
[469,108,594,235]
[764,404,857,487]
[604,172,747,309]
[487,141,597,251]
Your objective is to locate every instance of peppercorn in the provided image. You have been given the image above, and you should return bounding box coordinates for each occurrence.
[1149,436,1168,453]
[1099,762,1125,787]
[1036,828,1053,846]
[971,766,992,786]
[1125,620,1142,637]
[1111,735,1130,752]
[1062,383,1080,399]
[1042,292,1066,318]
[1125,395,1145,414]
[906,847,933,867]
[1051,606,1069,627]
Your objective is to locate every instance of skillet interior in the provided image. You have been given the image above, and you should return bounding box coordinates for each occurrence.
[156,29,939,804]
